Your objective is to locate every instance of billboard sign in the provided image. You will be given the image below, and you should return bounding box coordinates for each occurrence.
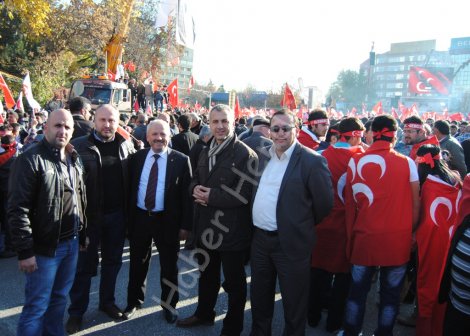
[408,66,454,96]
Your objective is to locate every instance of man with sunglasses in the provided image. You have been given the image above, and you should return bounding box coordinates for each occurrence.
[250,109,333,336]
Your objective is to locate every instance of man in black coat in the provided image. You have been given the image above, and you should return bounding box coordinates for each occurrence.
[177,105,258,336]
[171,114,199,155]
[123,120,192,323]
[242,116,272,161]
[69,97,94,139]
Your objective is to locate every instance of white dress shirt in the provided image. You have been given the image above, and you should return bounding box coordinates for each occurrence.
[252,141,297,231]
[137,148,168,211]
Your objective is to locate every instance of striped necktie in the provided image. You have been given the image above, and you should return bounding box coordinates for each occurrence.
[144,154,160,210]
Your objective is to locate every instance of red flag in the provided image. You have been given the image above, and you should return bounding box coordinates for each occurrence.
[348,107,357,117]
[280,83,297,110]
[234,96,241,119]
[194,101,201,110]
[15,91,24,113]
[107,71,116,81]
[187,75,194,94]
[416,176,460,332]
[116,126,131,141]
[133,99,139,112]
[449,113,464,122]
[167,79,178,107]
[371,101,383,115]
[410,104,419,117]
[0,73,16,109]
[145,103,152,116]
[390,107,399,120]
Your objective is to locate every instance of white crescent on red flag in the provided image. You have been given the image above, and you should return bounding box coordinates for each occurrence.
[167,79,178,107]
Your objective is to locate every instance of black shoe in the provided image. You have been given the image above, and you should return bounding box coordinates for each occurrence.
[66,315,82,334]
[164,309,178,324]
[99,304,123,320]
[176,314,214,328]
[123,304,141,320]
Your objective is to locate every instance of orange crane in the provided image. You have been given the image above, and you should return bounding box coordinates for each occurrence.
[103,0,136,77]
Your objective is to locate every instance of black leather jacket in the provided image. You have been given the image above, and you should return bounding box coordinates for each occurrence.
[8,139,87,260]
[71,132,135,226]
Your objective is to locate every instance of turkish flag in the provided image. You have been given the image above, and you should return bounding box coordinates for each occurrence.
[187,75,194,94]
[416,175,460,335]
[449,113,463,122]
[280,83,297,110]
[167,79,178,107]
[0,73,16,109]
[312,145,364,273]
[234,96,241,119]
[133,99,139,112]
[116,126,131,141]
[371,101,383,115]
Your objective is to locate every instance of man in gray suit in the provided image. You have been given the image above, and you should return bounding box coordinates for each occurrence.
[250,109,333,336]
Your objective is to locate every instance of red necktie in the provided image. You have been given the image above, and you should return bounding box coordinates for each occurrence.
[145,154,160,210]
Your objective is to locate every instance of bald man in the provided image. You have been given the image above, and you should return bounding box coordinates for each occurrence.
[8,109,88,335]
[67,105,135,333]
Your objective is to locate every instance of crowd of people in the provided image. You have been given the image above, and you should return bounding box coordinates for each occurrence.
[0,95,469,336]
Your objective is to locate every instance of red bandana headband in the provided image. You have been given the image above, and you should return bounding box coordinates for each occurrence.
[312,119,329,125]
[372,128,397,138]
[341,130,364,137]
[404,123,424,130]
[415,153,441,168]
[329,129,340,134]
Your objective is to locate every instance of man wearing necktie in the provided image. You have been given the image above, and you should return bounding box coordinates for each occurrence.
[124,119,192,324]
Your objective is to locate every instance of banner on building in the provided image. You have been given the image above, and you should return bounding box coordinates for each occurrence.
[408,66,453,96]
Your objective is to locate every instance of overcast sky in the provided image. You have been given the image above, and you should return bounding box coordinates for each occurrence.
[189,0,468,95]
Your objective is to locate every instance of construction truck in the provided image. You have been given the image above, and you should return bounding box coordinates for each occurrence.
[68,0,136,113]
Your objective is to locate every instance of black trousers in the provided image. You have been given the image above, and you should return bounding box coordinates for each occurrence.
[308,267,351,332]
[195,247,248,336]
[127,209,180,311]
[443,300,470,336]
[250,228,310,336]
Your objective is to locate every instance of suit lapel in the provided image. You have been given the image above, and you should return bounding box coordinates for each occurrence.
[165,148,175,194]
[278,143,302,197]
[136,148,150,185]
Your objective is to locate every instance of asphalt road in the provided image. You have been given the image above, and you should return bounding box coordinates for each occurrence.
[0,242,416,335]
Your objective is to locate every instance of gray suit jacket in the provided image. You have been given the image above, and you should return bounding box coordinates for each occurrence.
[253,142,333,260]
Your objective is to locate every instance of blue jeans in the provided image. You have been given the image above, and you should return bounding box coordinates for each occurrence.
[343,264,407,336]
[68,210,125,316]
[17,237,79,336]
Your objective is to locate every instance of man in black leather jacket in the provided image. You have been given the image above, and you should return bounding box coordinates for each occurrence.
[8,109,87,335]
[66,104,135,333]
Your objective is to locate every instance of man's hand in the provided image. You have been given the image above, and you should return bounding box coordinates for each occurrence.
[19,256,37,273]
[80,237,90,252]
[179,229,189,241]
[193,185,211,206]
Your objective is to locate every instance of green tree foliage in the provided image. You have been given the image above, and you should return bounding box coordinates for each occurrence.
[0,0,177,105]
[327,69,367,109]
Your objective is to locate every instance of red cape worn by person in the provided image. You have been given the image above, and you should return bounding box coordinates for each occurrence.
[345,140,413,266]
[416,175,461,336]
[409,135,439,160]
[297,125,320,151]
[312,145,364,273]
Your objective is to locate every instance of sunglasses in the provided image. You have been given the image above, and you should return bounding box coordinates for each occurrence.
[270,125,294,133]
